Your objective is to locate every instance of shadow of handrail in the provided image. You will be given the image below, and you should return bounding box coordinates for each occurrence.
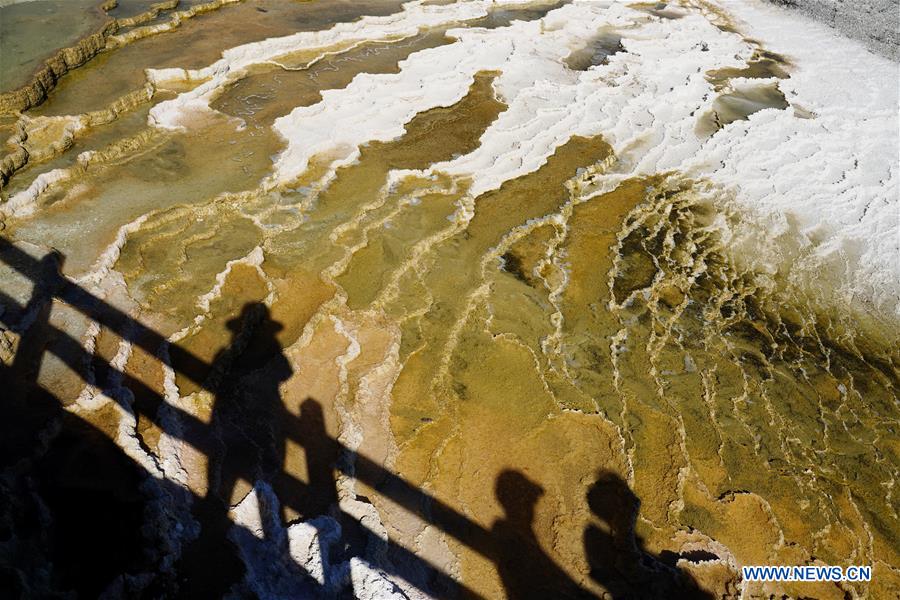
[0,237,498,559]
[0,237,561,598]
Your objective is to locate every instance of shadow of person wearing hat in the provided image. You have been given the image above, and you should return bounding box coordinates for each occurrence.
[491,470,595,599]
[177,302,294,598]
[206,302,293,510]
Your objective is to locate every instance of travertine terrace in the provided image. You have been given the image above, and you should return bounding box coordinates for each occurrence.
[1,1,897,598]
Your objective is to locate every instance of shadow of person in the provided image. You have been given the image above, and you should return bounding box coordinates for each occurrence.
[491,470,594,600]
[583,471,712,599]
[177,302,294,598]
[207,302,293,510]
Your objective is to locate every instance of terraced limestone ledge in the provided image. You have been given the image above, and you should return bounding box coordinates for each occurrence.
[0,83,155,191]
[0,0,242,115]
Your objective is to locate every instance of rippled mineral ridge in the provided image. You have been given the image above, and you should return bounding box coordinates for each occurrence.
[0,1,898,599]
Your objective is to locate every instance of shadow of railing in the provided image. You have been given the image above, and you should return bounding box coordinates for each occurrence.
[0,237,713,599]
[0,238,544,598]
